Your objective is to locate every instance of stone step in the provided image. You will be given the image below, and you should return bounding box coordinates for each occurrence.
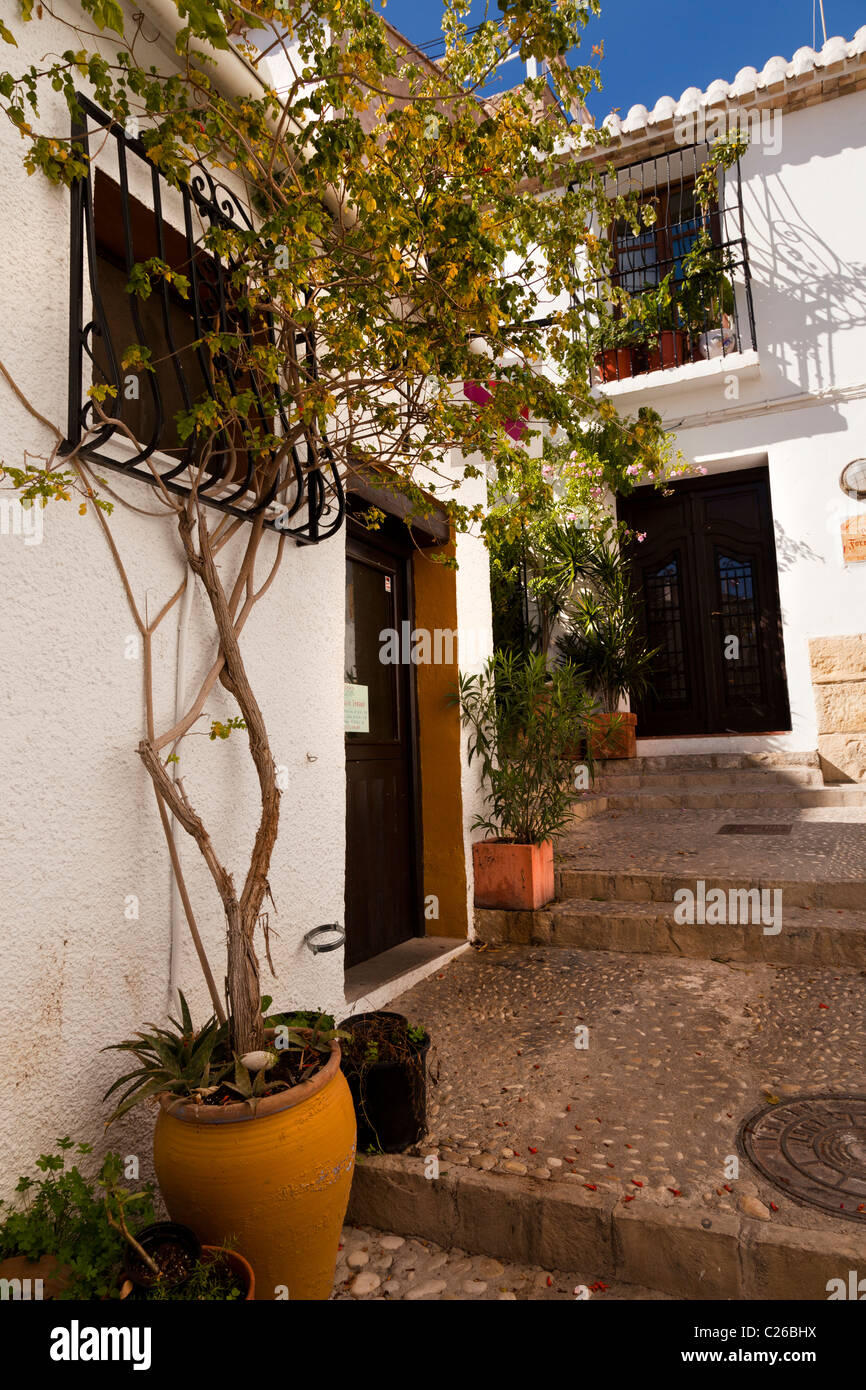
[556,866,866,910]
[348,1153,866,1303]
[597,785,866,813]
[572,793,609,821]
[593,768,825,792]
[597,751,820,776]
[515,899,866,967]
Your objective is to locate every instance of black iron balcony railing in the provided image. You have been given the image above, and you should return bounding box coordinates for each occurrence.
[575,141,757,386]
[62,95,344,543]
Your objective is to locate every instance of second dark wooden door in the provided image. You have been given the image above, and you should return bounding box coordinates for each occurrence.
[618,469,791,737]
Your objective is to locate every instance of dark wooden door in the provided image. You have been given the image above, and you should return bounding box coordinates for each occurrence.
[619,469,790,737]
[344,529,421,968]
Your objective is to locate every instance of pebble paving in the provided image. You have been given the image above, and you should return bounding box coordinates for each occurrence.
[331,1225,670,1300]
[387,941,866,1233]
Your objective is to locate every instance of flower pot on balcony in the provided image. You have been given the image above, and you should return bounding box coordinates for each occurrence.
[648,331,689,372]
[696,313,738,360]
[588,711,637,759]
[472,838,554,910]
[595,347,634,382]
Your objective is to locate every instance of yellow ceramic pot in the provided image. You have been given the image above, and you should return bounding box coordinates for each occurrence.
[153,1040,356,1301]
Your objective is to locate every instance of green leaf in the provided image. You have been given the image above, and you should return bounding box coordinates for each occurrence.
[177,990,193,1036]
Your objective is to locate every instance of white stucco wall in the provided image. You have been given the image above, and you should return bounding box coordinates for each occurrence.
[0,2,492,1191]
[452,453,495,931]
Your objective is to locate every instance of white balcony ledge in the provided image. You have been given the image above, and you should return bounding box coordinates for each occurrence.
[593,348,761,408]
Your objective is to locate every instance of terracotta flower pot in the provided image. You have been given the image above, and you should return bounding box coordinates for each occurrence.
[0,1254,71,1300]
[588,711,637,759]
[472,838,554,910]
[595,347,633,382]
[153,1038,355,1301]
[119,1246,255,1301]
[647,330,689,371]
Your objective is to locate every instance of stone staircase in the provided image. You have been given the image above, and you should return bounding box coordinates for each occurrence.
[478,751,866,966]
[360,750,866,1304]
[572,751,866,820]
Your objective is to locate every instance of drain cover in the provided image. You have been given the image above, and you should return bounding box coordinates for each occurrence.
[718,823,792,835]
[740,1095,866,1221]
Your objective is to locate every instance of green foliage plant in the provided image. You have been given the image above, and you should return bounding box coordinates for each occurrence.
[457,651,595,844]
[0,1139,156,1300]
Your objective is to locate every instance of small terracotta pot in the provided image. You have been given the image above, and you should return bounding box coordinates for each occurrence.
[472,839,554,910]
[595,347,634,382]
[647,331,689,371]
[588,711,637,759]
[119,1246,255,1301]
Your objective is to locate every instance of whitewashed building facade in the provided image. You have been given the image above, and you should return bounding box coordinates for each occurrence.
[0,3,492,1179]
[570,30,866,776]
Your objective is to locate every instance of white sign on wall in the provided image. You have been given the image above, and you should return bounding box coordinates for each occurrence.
[344,683,369,733]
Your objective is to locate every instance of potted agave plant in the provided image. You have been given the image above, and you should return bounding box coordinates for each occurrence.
[105,998,354,1301]
[556,538,657,759]
[457,652,595,909]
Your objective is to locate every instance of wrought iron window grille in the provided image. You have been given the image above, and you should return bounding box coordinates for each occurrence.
[574,141,758,385]
[61,95,344,544]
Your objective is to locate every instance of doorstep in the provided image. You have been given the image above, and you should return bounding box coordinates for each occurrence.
[343,935,469,1013]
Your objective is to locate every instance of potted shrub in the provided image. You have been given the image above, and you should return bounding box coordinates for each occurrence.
[457,652,595,909]
[556,537,657,759]
[679,245,738,359]
[589,312,647,382]
[338,1011,430,1153]
[120,1238,255,1301]
[105,996,354,1301]
[644,275,690,371]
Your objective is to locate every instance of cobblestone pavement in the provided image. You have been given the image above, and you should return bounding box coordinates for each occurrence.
[388,943,866,1234]
[331,1224,671,1299]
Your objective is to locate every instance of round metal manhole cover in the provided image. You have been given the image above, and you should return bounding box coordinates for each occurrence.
[740,1095,866,1221]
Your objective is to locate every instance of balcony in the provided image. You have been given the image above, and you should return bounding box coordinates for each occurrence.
[576,141,757,388]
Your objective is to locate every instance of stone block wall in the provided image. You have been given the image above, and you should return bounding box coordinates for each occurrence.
[809,635,866,782]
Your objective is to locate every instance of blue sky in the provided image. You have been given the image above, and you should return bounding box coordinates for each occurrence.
[375,0,866,119]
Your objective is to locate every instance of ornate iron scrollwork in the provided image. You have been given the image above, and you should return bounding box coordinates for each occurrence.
[62,95,344,544]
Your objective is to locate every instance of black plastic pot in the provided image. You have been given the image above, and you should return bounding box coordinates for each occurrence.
[123,1220,201,1290]
[338,1011,430,1154]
